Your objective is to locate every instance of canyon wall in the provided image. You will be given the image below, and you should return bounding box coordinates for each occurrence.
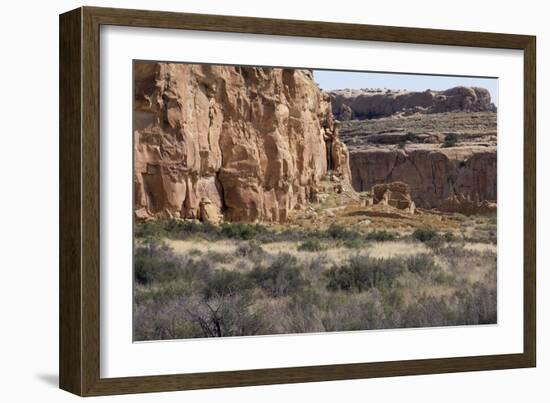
[350,146,497,209]
[331,86,497,120]
[134,62,350,222]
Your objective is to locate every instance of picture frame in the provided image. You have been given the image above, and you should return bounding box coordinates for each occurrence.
[59,6,536,396]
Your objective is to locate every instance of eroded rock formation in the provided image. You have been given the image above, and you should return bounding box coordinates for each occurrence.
[350,146,496,209]
[331,86,497,121]
[134,62,350,222]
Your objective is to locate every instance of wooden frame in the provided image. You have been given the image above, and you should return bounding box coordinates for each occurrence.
[59,6,536,396]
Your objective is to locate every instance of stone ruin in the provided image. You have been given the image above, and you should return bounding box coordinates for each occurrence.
[367,181,416,214]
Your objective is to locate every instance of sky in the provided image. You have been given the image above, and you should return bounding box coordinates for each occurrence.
[313,70,498,107]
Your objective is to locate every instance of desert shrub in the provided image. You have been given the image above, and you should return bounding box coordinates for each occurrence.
[366,230,398,242]
[325,255,406,292]
[424,235,445,250]
[134,239,181,284]
[184,289,271,338]
[405,253,440,277]
[235,241,265,259]
[135,219,221,240]
[297,239,325,252]
[220,222,267,240]
[165,219,218,239]
[205,250,235,264]
[412,228,438,243]
[188,248,202,256]
[134,220,168,238]
[443,232,457,242]
[442,132,458,148]
[453,283,497,325]
[284,289,324,334]
[201,269,253,299]
[250,253,308,297]
[326,223,360,241]
[437,244,471,259]
[341,238,364,249]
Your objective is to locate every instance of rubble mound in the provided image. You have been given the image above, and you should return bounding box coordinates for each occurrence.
[436,194,497,216]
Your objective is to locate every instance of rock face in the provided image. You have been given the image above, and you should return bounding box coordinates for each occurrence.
[331,86,497,121]
[350,146,496,209]
[134,62,350,222]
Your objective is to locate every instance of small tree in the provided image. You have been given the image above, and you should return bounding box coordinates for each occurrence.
[442,133,458,148]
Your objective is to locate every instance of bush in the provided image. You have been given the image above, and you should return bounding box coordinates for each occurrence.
[412,228,438,243]
[297,239,325,252]
[424,236,445,250]
[366,230,398,242]
[235,241,264,258]
[250,254,308,297]
[220,222,267,240]
[442,133,458,148]
[443,232,457,242]
[134,238,180,284]
[325,255,406,292]
[341,238,364,249]
[205,250,235,264]
[202,269,253,299]
[134,220,220,240]
[406,253,440,277]
[326,223,360,241]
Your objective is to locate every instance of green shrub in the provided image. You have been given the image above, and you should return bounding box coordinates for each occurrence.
[366,230,398,242]
[443,232,457,242]
[341,238,365,249]
[297,239,325,252]
[326,223,360,241]
[250,254,307,297]
[425,235,445,250]
[205,250,234,264]
[134,239,180,284]
[442,133,458,148]
[220,222,267,240]
[325,255,406,292]
[412,228,438,242]
[406,253,440,277]
[202,269,253,299]
[135,220,220,240]
[235,241,264,258]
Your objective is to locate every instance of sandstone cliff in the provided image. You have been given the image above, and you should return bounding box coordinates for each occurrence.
[134,62,350,223]
[350,145,496,209]
[331,86,497,121]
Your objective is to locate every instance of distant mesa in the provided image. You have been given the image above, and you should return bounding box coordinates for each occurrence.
[330,86,497,121]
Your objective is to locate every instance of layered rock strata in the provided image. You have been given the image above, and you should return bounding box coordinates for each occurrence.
[331,86,497,121]
[350,146,496,209]
[134,63,350,223]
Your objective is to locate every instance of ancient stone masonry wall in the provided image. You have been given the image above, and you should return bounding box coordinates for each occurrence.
[134,63,350,223]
